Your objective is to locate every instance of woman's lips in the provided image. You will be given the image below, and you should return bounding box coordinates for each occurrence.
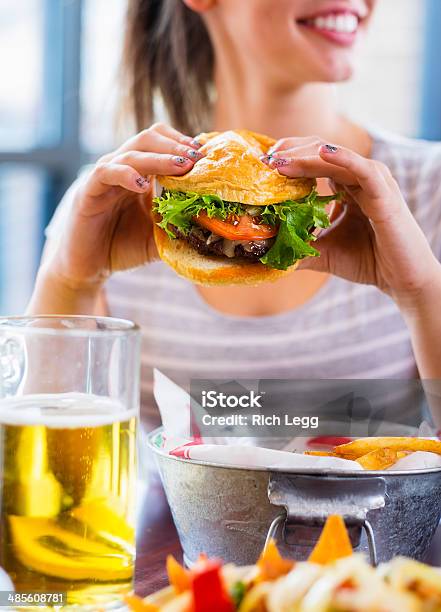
[298,12,360,47]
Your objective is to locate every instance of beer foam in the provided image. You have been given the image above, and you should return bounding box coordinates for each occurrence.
[0,393,137,428]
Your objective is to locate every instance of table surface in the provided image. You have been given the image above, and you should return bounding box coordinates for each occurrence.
[135,474,182,597]
[135,472,441,598]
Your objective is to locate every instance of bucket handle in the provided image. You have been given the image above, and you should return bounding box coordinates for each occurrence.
[266,473,387,566]
[264,510,378,566]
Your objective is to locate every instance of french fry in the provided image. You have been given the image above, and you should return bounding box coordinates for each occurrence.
[333,437,441,459]
[308,515,353,565]
[356,448,400,470]
[304,450,337,457]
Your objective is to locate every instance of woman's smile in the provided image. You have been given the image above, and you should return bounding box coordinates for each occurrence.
[296,1,369,48]
[298,12,360,47]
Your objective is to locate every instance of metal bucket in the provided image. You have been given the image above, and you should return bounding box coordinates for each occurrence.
[148,428,441,566]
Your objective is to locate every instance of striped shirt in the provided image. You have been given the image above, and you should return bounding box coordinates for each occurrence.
[47,127,441,427]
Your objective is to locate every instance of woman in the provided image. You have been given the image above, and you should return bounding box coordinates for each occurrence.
[30,0,441,428]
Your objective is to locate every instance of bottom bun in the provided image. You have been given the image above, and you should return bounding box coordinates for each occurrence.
[153,224,298,286]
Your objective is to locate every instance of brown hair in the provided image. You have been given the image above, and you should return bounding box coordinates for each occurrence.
[122,0,214,136]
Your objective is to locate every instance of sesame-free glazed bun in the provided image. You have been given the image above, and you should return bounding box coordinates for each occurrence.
[154,129,312,286]
[158,129,314,206]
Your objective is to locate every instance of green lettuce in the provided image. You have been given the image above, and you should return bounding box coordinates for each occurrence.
[153,191,245,239]
[259,193,335,270]
[153,189,337,271]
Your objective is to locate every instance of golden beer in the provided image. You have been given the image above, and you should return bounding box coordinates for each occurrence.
[0,393,137,607]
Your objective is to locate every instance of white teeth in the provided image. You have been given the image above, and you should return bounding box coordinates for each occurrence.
[312,12,358,34]
[335,14,346,31]
[344,14,358,33]
[325,15,336,30]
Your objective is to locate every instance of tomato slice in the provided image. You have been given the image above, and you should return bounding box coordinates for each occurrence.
[194,211,278,241]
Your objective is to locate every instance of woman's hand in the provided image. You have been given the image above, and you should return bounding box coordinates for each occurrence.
[262,137,441,313]
[43,122,203,290]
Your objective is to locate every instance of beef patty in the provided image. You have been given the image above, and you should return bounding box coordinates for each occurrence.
[169,224,275,262]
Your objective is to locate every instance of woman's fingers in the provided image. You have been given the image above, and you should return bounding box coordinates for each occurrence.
[145,133,203,160]
[149,122,201,148]
[112,150,195,176]
[84,153,193,198]
[318,145,389,199]
[318,145,406,222]
[117,127,204,161]
[84,163,151,198]
[268,135,320,155]
[264,153,355,185]
[267,141,329,161]
[298,200,370,275]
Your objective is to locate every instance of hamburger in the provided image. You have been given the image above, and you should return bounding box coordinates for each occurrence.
[152,129,336,285]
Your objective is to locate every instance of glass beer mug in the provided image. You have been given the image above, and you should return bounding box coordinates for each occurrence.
[0,316,140,609]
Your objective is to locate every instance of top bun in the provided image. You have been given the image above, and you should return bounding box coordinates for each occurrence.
[158,129,314,206]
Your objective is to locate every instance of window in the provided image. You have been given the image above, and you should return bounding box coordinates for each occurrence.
[81,0,127,154]
[0,166,46,313]
[0,1,46,150]
[0,0,83,314]
[337,0,427,137]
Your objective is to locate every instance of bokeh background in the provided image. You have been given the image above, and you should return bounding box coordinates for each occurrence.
[1,0,440,315]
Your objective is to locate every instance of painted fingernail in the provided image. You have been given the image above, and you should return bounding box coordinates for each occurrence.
[190,138,202,149]
[271,157,288,167]
[260,154,272,164]
[186,149,203,160]
[323,144,338,153]
[173,156,191,165]
[136,177,150,189]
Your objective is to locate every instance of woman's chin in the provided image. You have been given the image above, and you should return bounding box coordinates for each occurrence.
[324,62,355,83]
[307,54,356,83]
